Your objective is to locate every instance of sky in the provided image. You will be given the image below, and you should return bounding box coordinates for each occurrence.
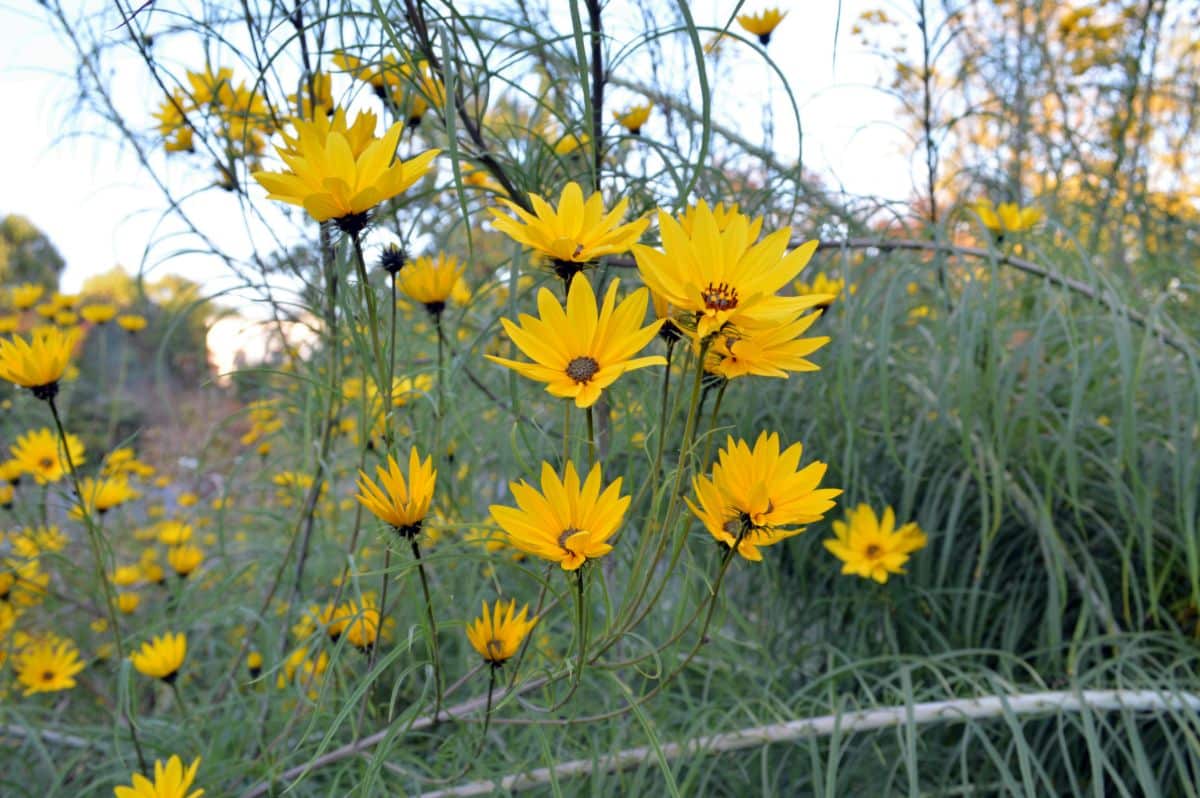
[0,1,914,300]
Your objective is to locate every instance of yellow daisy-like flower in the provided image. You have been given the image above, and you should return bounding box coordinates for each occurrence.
[15,637,86,696]
[0,327,80,399]
[490,461,628,571]
[54,310,78,327]
[11,427,85,484]
[485,275,665,408]
[676,201,744,235]
[0,314,19,334]
[117,314,148,333]
[688,432,841,562]
[355,448,437,537]
[114,755,204,798]
[398,253,467,315]
[339,598,382,650]
[288,70,333,118]
[0,458,23,484]
[737,8,788,45]
[131,631,187,683]
[167,545,204,578]
[157,520,193,545]
[794,272,855,308]
[252,108,439,233]
[10,283,44,310]
[69,476,139,519]
[632,202,831,342]
[613,103,652,135]
[973,199,1041,235]
[823,504,928,583]
[706,312,829,380]
[466,599,537,665]
[80,303,118,325]
[488,182,649,280]
[117,591,141,614]
[0,482,12,508]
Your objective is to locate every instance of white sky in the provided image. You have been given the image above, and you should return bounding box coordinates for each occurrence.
[0,1,913,296]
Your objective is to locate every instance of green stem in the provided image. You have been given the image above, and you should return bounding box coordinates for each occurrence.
[700,378,728,469]
[585,406,596,467]
[47,396,148,772]
[170,680,192,724]
[562,401,572,470]
[410,538,444,719]
[350,232,388,406]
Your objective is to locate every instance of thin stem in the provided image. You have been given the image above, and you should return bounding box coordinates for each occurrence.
[700,379,728,469]
[585,406,596,466]
[351,231,388,399]
[47,396,148,772]
[170,680,192,724]
[480,666,497,742]
[410,538,444,719]
[562,401,572,469]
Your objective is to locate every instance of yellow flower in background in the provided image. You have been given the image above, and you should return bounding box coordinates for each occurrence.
[973,199,1041,235]
[0,557,49,605]
[823,504,927,583]
[466,599,537,665]
[0,458,22,484]
[613,103,652,135]
[114,755,204,798]
[53,310,78,327]
[0,314,17,334]
[168,545,204,578]
[676,201,743,235]
[15,637,85,696]
[688,432,841,562]
[633,201,830,342]
[10,283,44,310]
[398,253,467,316]
[117,314,148,333]
[131,631,187,682]
[288,70,333,118]
[70,476,139,519]
[252,109,439,233]
[80,303,118,325]
[738,7,788,45]
[486,275,665,408]
[154,89,195,153]
[355,448,437,536]
[11,428,85,484]
[0,483,12,508]
[117,592,141,613]
[34,303,57,319]
[794,272,855,307]
[0,327,80,399]
[490,461,628,571]
[339,598,382,650]
[706,312,829,380]
[553,131,589,157]
[488,182,649,279]
[157,520,194,546]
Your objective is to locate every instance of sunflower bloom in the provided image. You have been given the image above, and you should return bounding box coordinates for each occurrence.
[486,275,665,408]
[252,108,439,233]
[823,504,927,583]
[70,476,139,519]
[738,8,788,45]
[11,428,85,484]
[167,545,204,578]
[131,631,188,683]
[490,461,628,571]
[706,312,829,380]
[0,327,80,399]
[488,182,649,280]
[466,599,537,665]
[16,637,86,696]
[688,432,841,562]
[11,283,45,310]
[80,304,118,325]
[117,314,148,333]
[398,253,467,316]
[974,199,1041,235]
[355,448,437,537]
[114,755,204,798]
[632,202,830,342]
[613,103,652,135]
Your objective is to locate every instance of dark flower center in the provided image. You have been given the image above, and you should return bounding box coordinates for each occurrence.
[701,282,739,312]
[558,527,582,549]
[42,670,56,682]
[864,544,882,559]
[486,639,505,660]
[565,356,599,384]
[38,457,54,471]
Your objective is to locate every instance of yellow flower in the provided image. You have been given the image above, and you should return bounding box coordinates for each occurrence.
[288,71,333,118]
[0,558,48,605]
[118,592,141,614]
[490,461,628,571]
[0,483,12,508]
[706,312,829,379]
[167,545,204,577]
[252,109,439,233]
[247,651,264,678]
[10,283,44,310]
[398,253,467,315]
[738,8,788,45]
[688,432,841,562]
[355,448,437,536]
[676,201,743,235]
[794,272,855,307]
[613,103,652,135]
[632,202,830,342]
[0,458,22,484]
[488,182,649,279]
[15,637,85,696]
[114,755,204,798]
[0,314,17,334]
[80,303,118,325]
[34,303,57,318]
[70,476,139,519]
[339,598,382,650]
[54,310,78,327]
[823,504,927,583]
[0,327,80,399]
[485,275,665,408]
[553,131,589,157]
[131,631,187,682]
[466,599,537,665]
[11,428,85,484]
[973,199,1041,235]
[157,520,193,545]
[117,314,148,333]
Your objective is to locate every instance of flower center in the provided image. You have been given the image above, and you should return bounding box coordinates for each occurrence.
[864,544,882,560]
[565,356,599,384]
[558,527,582,550]
[701,282,739,312]
[38,457,54,471]
[42,670,55,682]
[486,639,505,659]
